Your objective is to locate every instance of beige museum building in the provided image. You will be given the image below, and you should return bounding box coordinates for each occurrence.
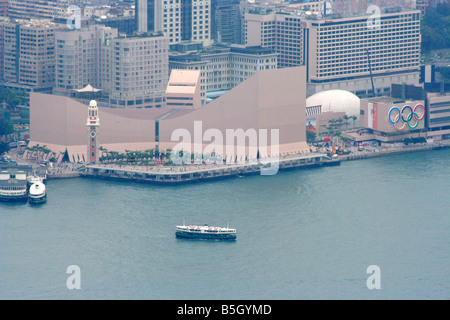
[29,66,310,163]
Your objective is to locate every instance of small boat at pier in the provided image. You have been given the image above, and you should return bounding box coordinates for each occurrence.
[27,175,43,185]
[28,182,47,204]
[175,224,237,240]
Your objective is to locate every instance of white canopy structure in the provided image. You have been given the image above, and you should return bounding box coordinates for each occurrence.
[73,84,102,93]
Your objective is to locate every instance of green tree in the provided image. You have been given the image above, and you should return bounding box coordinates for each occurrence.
[0,88,28,110]
[0,141,10,155]
[421,3,450,51]
[0,117,14,136]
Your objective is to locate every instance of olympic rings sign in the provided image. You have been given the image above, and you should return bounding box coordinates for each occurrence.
[388,104,425,130]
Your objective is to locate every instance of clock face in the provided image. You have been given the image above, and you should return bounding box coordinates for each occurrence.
[90,131,96,137]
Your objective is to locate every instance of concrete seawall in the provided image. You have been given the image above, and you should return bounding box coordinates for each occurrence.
[47,172,80,179]
[338,143,449,162]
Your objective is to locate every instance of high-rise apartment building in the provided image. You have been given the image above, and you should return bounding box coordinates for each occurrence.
[52,25,170,109]
[54,25,118,97]
[0,18,65,92]
[136,0,211,46]
[109,33,169,108]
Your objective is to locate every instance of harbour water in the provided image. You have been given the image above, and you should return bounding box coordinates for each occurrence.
[0,149,449,299]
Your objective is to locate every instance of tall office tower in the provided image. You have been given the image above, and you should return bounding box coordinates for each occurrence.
[244,2,421,98]
[109,33,169,108]
[54,25,118,97]
[0,19,65,93]
[8,0,70,20]
[211,0,241,44]
[245,11,304,68]
[182,0,211,45]
[304,8,421,98]
[135,0,211,45]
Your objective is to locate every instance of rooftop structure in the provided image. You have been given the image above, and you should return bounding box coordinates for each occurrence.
[166,69,202,109]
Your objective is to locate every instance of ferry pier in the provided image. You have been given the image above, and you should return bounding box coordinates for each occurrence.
[80,153,326,185]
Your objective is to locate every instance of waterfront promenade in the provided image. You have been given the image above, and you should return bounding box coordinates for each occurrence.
[79,140,449,185]
[8,140,450,183]
[81,153,325,185]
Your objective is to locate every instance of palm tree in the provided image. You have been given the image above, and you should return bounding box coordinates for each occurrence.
[335,117,344,129]
[165,148,173,160]
[343,115,350,130]
[350,115,357,128]
[99,146,109,161]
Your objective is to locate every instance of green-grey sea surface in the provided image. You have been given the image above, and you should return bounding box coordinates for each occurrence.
[1,149,449,299]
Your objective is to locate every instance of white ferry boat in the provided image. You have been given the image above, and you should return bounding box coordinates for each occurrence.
[175,224,237,240]
[28,182,47,204]
[0,169,28,202]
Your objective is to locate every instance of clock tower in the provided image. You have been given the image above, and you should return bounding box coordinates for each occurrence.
[86,100,100,163]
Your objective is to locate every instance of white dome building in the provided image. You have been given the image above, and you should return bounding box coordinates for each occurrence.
[306,90,361,118]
